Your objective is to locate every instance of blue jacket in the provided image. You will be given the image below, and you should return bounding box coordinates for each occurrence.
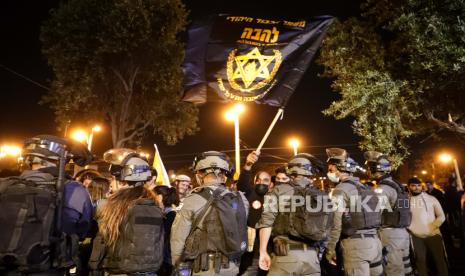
[20,168,93,239]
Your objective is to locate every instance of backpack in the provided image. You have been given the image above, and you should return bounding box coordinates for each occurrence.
[184,187,248,260]
[0,176,73,272]
[379,178,412,228]
[291,185,334,241]
[342,180,381,236]
[100,200,164,274]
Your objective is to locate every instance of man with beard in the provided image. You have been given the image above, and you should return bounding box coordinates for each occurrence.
[408,177,448,276]
[237,151,275,275]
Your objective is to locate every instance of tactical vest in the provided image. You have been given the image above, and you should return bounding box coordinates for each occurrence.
[184,187,248,261]
[292,185,334,241]
[379,178,412,228]
[0,175,78,272]
[341,180,381,236]
[271,183,294,237]
[271,183,333,242]
[102,200,164,274]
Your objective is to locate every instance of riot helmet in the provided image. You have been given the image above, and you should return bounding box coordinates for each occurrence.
[103,148,156,183]
[364,151,392,174]
[23,134,92,167]
[191,151,234,177]
[286,153,324,176]
[326,148,358,173]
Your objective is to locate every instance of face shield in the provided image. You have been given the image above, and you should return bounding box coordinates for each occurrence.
[23,138,66,160]
[103,148,138,165]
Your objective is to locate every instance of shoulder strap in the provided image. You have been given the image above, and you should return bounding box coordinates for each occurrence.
[188,188,215,236]
[380,178,403,194]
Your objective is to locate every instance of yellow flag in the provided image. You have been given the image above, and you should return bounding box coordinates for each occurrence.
[153,144,171,187]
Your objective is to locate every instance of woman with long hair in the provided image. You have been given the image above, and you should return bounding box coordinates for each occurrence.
[89,150,163,276]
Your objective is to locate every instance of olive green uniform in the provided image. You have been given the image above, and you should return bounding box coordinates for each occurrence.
[170,182,249,276]
[256,182,321,276]
[377,178,412,275]
[326,176,383,276]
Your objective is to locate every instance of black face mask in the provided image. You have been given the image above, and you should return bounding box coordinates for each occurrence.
[255,184,269,196]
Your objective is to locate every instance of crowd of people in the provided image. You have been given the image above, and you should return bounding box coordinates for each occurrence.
[0,134,464,276]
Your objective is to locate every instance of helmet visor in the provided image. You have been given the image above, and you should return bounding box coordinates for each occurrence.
[103,148,137,165]
[122,164,152,177]
[23,138,65,158]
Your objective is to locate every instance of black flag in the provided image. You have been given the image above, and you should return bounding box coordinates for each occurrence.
[182,14,333,107]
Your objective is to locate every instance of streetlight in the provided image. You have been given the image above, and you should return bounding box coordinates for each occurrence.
[71,129,88,144]
[288,138,300,156]
[87,125,102,151]
[225,103,245,179]
[0,145,22,159]
[421,170,427,175]
[439,153,452,163]
[438,152,463,191]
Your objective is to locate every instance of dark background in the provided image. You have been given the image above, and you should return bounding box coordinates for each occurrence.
[1,0,463,178]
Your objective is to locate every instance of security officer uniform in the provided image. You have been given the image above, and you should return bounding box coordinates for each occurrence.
[256,154,326,276]
[170,151,249,276]
[0,135,93,276]
[365,151,413,276]
[325,148,383,276]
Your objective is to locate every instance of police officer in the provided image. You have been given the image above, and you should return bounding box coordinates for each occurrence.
[170,151,249,276]
[0,135,93,275]
[257,153,328,276]
[89,148,163,276]
[325,148,383,276]
[365,151,413,276]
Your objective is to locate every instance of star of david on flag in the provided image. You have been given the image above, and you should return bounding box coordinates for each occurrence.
[182,14,333,107]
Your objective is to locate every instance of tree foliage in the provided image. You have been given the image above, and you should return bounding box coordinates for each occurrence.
[41,0,198,147]
[318,0,465,166]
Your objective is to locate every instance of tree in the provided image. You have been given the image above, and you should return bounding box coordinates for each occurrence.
[318,0,465,166]
[41,0,198,147]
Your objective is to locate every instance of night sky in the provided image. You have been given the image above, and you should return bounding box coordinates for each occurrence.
[1,0,427,170]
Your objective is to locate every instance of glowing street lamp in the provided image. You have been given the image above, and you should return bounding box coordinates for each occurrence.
[71,129,88,144]
[438,152,463,191]
[225,103,245,179]
[439,153,452,163]
[289,138,300,156]
[421,170,427,175]
[0,145,22,159]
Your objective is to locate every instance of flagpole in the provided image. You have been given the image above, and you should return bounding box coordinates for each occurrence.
[234,115,241,180]
[256,108,284,153]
